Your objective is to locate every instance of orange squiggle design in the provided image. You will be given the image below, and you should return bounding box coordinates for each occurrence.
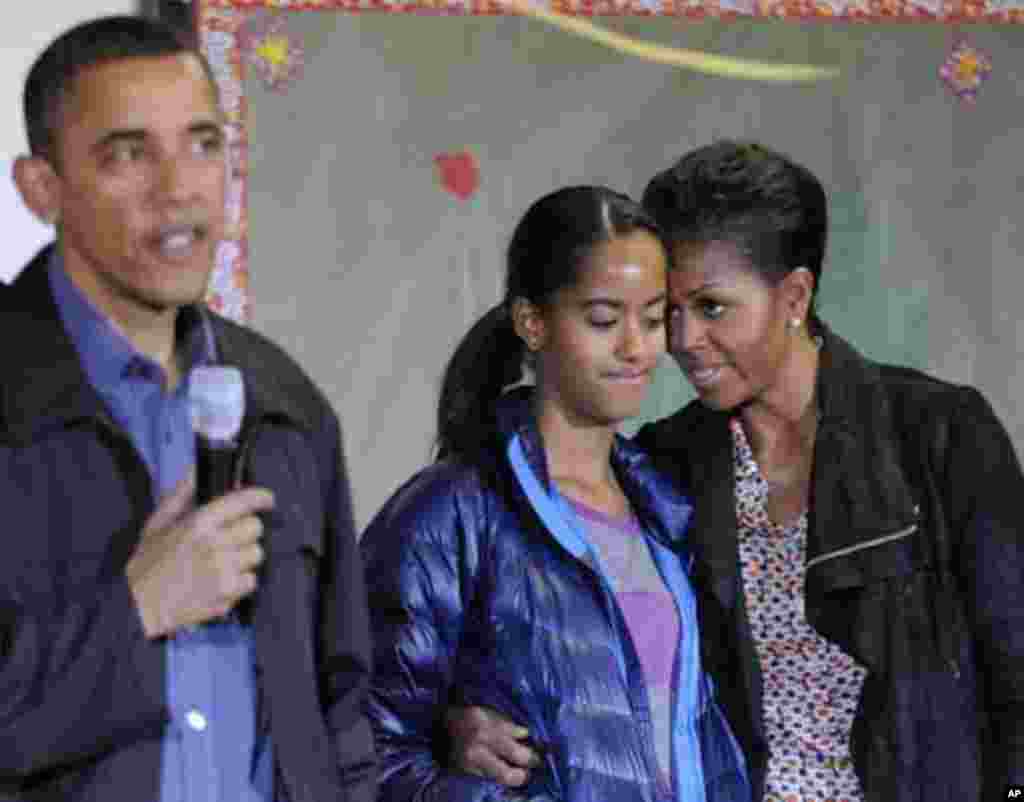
[503,0,839,81]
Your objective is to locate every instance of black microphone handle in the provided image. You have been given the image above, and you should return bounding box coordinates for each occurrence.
[195,437,255,624]
[195,438,238,506]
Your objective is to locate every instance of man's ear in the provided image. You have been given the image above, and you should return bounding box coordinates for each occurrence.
[13,155,61,226]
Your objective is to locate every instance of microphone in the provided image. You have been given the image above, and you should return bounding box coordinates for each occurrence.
[190,365,246,506]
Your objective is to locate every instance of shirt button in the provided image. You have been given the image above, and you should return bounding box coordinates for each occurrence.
[165,429,173,444]
[185,709,208,732]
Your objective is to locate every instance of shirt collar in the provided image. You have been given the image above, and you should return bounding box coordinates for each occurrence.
[47,248,216,393]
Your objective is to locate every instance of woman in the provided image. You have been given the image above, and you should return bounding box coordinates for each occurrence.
[448,143,1024,801]
[360,185,749,802]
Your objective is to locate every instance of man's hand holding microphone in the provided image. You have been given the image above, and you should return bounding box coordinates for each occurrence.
[126,365,274,638]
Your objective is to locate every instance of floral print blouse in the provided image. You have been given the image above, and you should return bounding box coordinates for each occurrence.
[731,418,867,802]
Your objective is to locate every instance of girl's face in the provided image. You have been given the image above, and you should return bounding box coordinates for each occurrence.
[666,239,804,411]
[522,229,668,428]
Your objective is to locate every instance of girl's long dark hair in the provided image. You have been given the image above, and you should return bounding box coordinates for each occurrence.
[436,185,666,465]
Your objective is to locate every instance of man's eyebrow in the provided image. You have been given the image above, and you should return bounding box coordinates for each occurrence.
[91,121,224,153]
[188,120,225,138]
[92,129,147,153]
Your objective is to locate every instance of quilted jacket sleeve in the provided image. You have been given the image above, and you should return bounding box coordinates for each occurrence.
[360,465,556,802]
[942,387,1024,796]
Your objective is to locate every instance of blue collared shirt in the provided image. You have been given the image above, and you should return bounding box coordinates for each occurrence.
[48,253,275,802]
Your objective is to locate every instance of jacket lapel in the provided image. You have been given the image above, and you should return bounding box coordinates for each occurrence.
[690,424,740,611]
[212,322,333,802]
[655,406,740,612]
[805,329,920,598]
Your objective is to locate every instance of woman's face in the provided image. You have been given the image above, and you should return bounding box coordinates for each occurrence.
[667,239,798,411]
[526,229,668,428]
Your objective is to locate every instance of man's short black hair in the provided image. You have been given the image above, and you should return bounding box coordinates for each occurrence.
[24,14,217,163]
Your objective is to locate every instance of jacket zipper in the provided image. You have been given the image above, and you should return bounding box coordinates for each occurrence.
[804,523,918,571]
[507,434,664,783]
[804,520,961,680]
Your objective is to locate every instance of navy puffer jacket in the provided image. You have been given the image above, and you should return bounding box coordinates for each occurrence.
[361,389,748,802]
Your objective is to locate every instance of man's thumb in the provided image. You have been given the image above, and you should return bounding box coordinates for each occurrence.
[143,470,196,535]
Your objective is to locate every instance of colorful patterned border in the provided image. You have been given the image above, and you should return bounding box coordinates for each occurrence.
[197,0,1021,321]
[201,4,252,322]
[201,0,1024,21]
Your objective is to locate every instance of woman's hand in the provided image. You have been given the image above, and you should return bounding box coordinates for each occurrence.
[445,705,544,786]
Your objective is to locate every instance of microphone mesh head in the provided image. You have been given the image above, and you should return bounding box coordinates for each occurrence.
[190,366,245,442]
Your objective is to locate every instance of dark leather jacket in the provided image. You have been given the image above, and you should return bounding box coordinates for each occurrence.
[636,325,1024,802]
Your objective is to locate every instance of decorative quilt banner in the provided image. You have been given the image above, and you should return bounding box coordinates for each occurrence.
[198,0,1024,529]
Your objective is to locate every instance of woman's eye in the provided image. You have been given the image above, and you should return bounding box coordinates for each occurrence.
[645,316,666,330]
[588,318,617,330]
[700,300,726,320]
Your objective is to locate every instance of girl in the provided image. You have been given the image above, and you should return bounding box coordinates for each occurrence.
[361,185,749,802]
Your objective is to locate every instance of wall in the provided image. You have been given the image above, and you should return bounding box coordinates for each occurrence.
[235,13,1024,531]
[1,0,139,282]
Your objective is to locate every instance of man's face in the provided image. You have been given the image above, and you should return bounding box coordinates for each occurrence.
[48,52,227,322]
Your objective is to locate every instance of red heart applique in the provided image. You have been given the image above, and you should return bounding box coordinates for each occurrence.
[434,150,480,201]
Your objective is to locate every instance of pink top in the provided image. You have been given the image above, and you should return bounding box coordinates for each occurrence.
[569,498,679,798]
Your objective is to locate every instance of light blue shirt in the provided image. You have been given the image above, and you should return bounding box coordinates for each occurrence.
[48,253,275,802]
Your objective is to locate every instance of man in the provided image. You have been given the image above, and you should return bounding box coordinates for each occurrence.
[0,16,375,801]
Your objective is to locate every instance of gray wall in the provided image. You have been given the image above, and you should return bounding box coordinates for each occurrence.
[237,12,1024,529]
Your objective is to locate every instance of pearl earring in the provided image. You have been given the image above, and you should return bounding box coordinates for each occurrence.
[789,318,802,331]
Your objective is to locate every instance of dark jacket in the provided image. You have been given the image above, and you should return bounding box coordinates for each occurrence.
[0,247,376,802]
[361,389,748,802]
[635,326,1024,802]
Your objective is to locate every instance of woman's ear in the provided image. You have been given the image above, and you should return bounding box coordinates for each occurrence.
[782,266,816,323]
[511,297,547,353]
[13,155,61,226]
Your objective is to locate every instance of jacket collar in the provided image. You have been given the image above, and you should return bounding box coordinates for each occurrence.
[1,246,108,442]
[494,386,694,552]
[210,315,318,435]
[0,244,314,445]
